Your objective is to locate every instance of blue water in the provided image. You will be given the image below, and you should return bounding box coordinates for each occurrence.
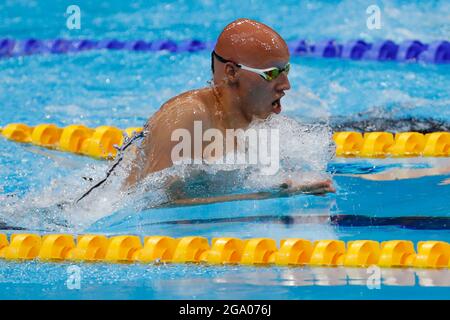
[0,0,449,299]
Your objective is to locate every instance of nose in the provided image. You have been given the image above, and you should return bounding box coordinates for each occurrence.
[275,72,291,91]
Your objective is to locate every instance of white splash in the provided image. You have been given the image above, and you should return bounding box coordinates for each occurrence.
[0,115,334,232]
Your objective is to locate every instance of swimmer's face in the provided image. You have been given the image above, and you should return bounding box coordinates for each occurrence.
[213,19,292,119]
[236,54,291,119]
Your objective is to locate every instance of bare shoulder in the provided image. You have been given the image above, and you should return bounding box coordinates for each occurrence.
[154,88,214,126]
[132,88,216,175]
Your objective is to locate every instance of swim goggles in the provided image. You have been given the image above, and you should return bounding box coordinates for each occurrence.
[211,51,290,81]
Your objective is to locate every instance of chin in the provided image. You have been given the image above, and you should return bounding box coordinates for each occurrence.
[248,106,274,120]
[258,112,274,120]
[252,112,271,120]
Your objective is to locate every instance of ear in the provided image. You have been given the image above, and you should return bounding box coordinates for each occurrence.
[224,62,239,84]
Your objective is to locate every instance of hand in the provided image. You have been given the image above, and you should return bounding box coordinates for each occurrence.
[279,179,336,196]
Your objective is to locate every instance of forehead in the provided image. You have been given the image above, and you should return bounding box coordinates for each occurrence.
[230,35,290,68]
[239,45,290,69]
[260,52,290,69]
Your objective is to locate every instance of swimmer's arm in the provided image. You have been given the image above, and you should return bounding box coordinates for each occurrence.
[170,192,274,206]
[161,180,335,207]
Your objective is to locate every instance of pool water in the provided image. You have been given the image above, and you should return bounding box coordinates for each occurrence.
[0,0,449,299]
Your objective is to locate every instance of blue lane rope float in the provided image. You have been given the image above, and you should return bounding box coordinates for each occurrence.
[0,38,215,56]
[1,38,449,63]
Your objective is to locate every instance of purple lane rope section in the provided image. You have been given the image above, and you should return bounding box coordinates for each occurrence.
[0,38,449,63]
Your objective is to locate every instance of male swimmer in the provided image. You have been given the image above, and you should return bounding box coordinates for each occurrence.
[123,18,335,205]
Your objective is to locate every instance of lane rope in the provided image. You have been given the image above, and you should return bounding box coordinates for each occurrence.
[0,233,449,268]
[1,38,449,63]
[1,123,449,158]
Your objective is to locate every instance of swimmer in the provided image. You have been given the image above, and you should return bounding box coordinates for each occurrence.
[124,18,335,204]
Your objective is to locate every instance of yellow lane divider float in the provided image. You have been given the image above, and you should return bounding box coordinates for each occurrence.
[0,123,449,158]
[0,234,449,268]
[0,123,143,159]
[333,131,450,157]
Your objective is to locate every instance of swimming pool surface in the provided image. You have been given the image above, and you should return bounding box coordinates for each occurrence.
[0,0,449,299]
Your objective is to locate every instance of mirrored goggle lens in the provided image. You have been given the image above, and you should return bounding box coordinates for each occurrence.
[263,69,280,81]
[263,64,290,81]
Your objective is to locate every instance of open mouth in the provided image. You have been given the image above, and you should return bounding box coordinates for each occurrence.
[272,98,281,114]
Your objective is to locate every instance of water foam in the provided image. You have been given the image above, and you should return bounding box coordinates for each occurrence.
[0,115,334,232]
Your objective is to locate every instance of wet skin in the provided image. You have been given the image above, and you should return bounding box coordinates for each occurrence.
[125,19,335,199]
